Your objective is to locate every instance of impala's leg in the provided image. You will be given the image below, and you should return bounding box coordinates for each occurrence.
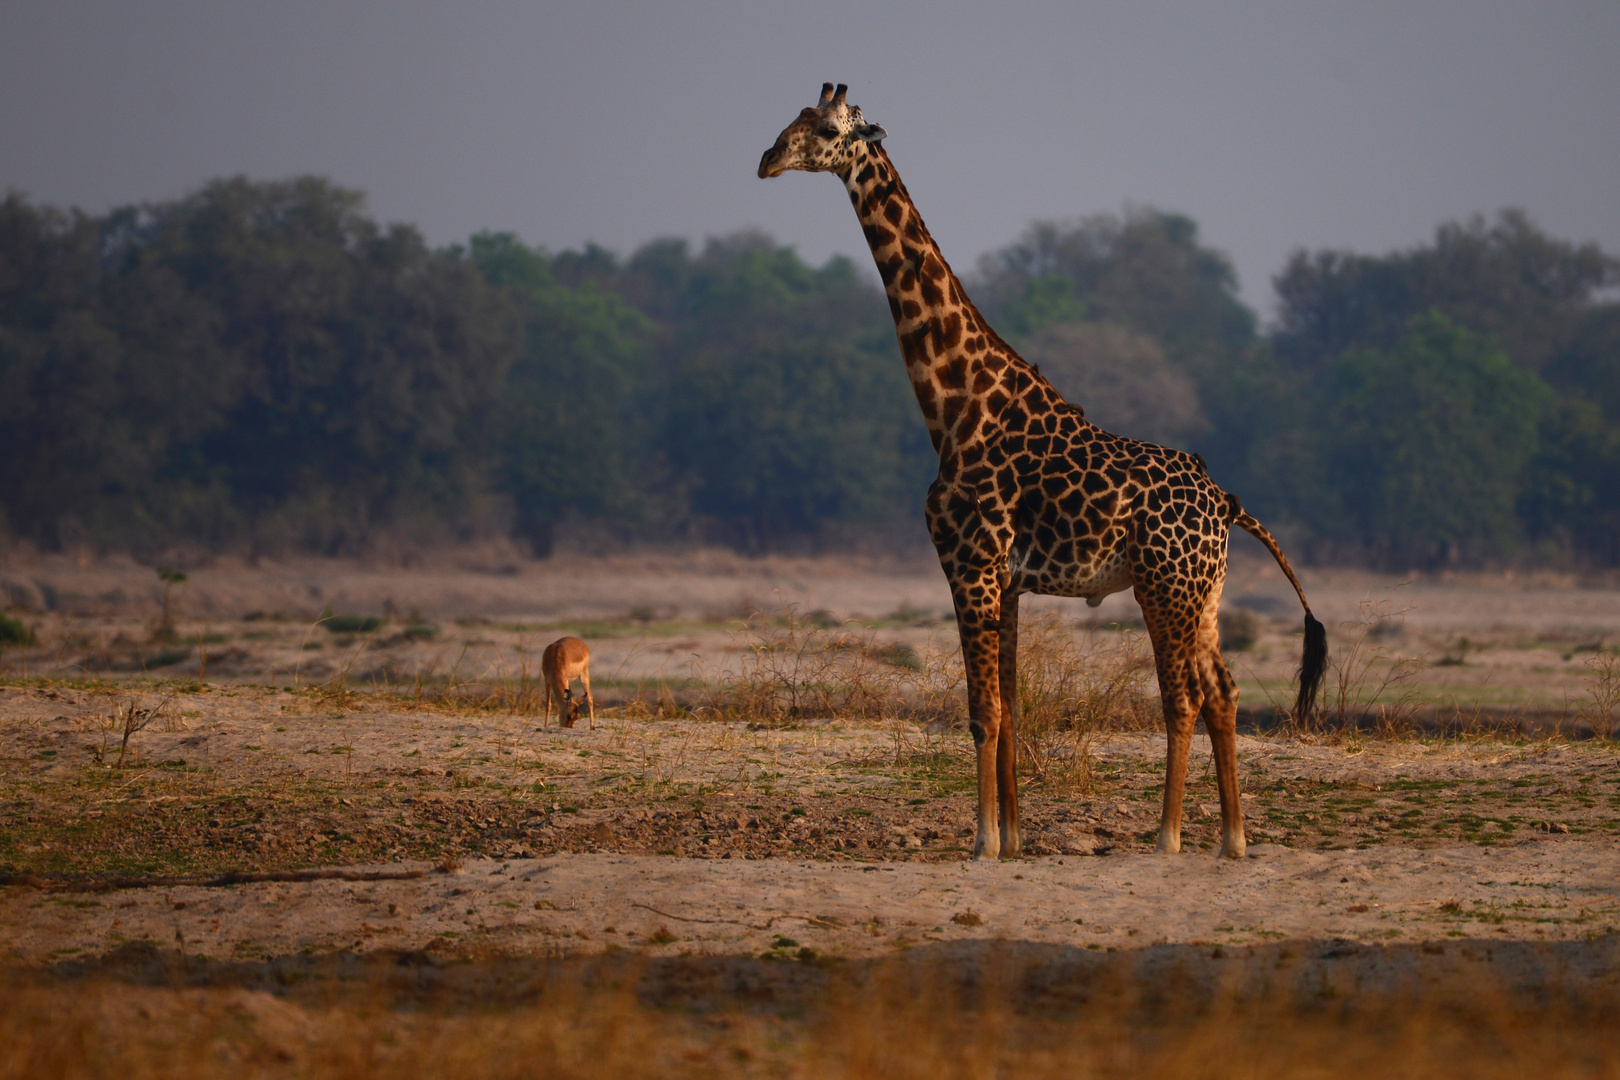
[996,589,1021,858]
[543,678,552,729]
[581,668,594,730]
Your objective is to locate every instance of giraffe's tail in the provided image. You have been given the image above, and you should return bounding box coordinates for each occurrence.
[1231,501,1327,724]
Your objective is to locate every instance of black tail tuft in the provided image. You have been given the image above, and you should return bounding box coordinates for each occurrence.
[1293,611,1328,725]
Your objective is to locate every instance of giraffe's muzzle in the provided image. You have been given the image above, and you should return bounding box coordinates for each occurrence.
[757,146,786,179]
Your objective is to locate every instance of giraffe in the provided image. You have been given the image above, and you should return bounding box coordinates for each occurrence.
[759,83,1327,861]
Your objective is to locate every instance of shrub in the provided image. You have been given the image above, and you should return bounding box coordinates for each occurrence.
[323,613,385,634]
[0,613,35,647]
[1218,608,1260,652]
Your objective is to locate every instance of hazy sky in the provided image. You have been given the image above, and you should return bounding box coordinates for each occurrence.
[5,1,1617,315]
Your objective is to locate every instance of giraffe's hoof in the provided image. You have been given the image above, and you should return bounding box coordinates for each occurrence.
[1154,830,1181,855]
[1219,834,1247,859]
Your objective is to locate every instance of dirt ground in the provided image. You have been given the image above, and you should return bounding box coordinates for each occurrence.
[5,543,1620,712]
[1,549,1617,1068]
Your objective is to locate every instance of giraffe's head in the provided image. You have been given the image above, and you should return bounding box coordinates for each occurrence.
[758,83,888,179]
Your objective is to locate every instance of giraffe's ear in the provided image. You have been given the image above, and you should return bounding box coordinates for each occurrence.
[854,122,888,143]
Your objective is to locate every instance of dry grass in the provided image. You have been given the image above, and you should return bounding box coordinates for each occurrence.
[1015,612,1158,794]
[3,950,1615,1080]
[692,606,1164,789]
[1313,597,1425,738]
[702,606,914,724]
[1580,651,1620,740]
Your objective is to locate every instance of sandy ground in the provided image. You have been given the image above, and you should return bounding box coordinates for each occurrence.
[2,687,1617,974]
[7,840,1617,970]
[2,552,1618,994]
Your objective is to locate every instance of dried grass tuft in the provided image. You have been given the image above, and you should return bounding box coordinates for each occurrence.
[1580,650,1620,740]
[1015,612,1158,794]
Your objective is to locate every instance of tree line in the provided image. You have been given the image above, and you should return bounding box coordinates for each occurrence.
[1,178,1615,566]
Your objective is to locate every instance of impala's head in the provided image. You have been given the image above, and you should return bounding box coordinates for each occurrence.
[562,692,582,729]
[758,82,888,179]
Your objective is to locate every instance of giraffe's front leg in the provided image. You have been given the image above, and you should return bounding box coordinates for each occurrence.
[929,479,1014,862]
[996,589,1021,858]
[957,607,1005,862]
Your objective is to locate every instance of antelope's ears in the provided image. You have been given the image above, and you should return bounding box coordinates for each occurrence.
[853,122,887,143]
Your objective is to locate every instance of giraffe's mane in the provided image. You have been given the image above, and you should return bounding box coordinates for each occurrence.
[863,144,1070,410]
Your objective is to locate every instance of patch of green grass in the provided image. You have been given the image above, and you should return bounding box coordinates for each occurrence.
[890,751,975,797]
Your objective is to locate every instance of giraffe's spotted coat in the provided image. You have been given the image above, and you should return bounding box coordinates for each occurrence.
[760,84,1326,862]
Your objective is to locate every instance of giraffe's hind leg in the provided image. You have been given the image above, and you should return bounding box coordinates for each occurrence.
[1136,581,1210,856]
[1153,677,1201,855]
[1196,610,1246,859]
[1201,670,1245,858]
[1180,568,1245,858]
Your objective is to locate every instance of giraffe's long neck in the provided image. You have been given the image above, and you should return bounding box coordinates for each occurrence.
[838,143,1045,456]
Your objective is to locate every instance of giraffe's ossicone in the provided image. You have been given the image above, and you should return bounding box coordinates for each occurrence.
[760,83,1327,861]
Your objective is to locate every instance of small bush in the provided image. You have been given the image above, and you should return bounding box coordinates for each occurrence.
[1582,652,1620,740]
[872,642,922,670]
[705,606,908,723]
[0,613,35,647]
[1311,598,1423,737]
[1218,608,1260,652]
[323,613,384,634]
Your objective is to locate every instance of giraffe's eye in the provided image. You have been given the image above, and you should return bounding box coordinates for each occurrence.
[818,126,841,140]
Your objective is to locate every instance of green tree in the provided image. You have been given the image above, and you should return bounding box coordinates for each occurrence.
[1519,398,1620,563]
[1318,312,1550,564]
[656,234,932,550]
[0,180,521,552]
[160,178,518,549]
[975,209,1258,376]
[972,208,1261,483]
[472,232,653,555]
[0,194,238,547]
[1273,209,1618,377]
[1017,322,1206,447]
